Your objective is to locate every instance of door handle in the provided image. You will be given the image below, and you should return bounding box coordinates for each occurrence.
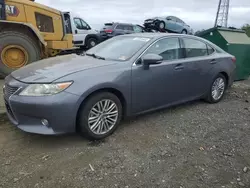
[75,30,78,34]
[210,59,217,64]
[174,64,184,70]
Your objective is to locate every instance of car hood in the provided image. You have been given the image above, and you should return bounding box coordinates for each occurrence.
[11,54,116,83]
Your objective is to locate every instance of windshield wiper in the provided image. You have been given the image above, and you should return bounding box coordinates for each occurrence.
[85,53,105,60]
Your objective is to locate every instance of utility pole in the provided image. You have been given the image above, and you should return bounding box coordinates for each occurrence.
[214,0,230,28]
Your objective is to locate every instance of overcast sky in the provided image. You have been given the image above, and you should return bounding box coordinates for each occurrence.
[36,0,250,31]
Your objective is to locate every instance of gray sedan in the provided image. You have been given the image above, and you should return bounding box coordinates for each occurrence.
[3,33,236,140]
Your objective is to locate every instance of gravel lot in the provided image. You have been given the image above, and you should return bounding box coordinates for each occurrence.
[0,79,250,188]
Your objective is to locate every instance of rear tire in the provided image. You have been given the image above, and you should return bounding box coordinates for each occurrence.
[78,92,122,140]
[86,38,98,49]
[0,31,41,77]
[205,73,227,103]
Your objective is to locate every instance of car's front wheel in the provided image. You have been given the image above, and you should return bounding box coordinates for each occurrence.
[78,92,122,140]
[205,73,227,103]
[158,21,165,30]
[181,29,187,34]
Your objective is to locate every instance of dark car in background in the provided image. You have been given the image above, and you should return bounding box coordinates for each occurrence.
[99,22,147,41]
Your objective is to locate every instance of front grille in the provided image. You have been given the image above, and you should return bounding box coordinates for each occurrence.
[4,84,19,99]
[4,99,16,122]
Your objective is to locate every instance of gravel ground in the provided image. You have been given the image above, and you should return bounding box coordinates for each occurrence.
[0,80,250,188]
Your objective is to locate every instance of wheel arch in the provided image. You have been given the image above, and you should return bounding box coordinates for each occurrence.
[84,34,99,45]
[182,28,187,33]
[219,71,229,87]
[75,87,128,131]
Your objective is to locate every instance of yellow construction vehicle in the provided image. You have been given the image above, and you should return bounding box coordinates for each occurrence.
[0,0,75,76]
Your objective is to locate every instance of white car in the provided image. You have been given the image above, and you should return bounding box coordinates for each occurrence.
[66,12,100,49]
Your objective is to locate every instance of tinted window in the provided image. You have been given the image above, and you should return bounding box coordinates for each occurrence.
[104,23,113,26]
[86,36,151,61]
[145,38,182,61]
[183,38,208,58]
[102,23,113,30]
[124,25,134,31]
[35,12,54,33]
[207,45,214,55]
[116,24,124,30]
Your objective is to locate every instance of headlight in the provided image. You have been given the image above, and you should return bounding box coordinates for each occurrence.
[19,82,73,96]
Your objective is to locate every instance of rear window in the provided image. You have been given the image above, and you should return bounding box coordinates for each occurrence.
[104,23,113,26]
[102,23,114,30]
[86,36,152,61]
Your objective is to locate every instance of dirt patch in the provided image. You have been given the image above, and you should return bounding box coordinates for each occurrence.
[0,81,249,188]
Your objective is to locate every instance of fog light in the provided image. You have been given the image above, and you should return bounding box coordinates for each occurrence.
[41,119,49,127]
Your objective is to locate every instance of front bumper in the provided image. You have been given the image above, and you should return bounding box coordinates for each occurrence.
[144,20,158,30]
[3,76,80,135]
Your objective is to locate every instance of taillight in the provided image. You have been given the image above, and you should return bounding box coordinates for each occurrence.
[104,29,113,34]
[231,56,236,63]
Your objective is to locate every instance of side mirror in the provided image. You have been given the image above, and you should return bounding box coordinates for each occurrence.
[141,53,163,69]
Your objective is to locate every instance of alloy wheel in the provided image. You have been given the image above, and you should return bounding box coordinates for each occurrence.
[88,99,118,135]
[211,77,225,100]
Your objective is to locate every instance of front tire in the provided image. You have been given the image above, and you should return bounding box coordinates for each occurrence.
[157,21,165,30]
[181,29,187,34]
[205,73,227,103]
[78,92,123,140]
[0,31,41,77]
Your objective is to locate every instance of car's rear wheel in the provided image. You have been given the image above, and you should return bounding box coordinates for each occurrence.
[205,73,227,103]
[78,92,122,140]
[87,38,98,49]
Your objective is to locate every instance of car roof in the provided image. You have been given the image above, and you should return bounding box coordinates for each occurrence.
[119,33,224,51]
[104,22,133,26]
[121,32,196,39]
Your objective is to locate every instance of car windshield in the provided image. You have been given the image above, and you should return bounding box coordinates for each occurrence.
[86,36,152,61]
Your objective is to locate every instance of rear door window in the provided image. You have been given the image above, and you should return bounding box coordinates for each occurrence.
[182,38,208,58]
[125,25,134,31]
[116,24,125,30]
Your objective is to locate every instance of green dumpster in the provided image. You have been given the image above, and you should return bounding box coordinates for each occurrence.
[197,27,250,80]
